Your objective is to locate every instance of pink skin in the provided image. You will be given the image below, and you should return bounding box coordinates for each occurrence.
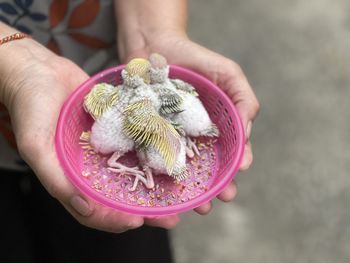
[143,166,155,189]
[107,152,145,181]
[1,5,258,231]
[185,137,200,158]
[113,0,258,222]
[0,37,179,233]
[107,152,155,191]
[128,167,155,192]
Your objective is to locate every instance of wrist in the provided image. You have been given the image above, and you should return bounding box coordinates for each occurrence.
[0,36,54,106]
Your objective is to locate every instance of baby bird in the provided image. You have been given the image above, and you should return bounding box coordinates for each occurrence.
[130,137,188,191]
[122,90,184,190]
[149,53,219,158]
[84,59,153,187]
[86,57,185,190]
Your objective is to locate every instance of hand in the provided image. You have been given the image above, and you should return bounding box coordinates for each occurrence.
[120,32,260,214]
[0,38,179,232]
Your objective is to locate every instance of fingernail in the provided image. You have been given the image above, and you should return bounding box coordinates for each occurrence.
[70,196,92,216]
[246,121,252,141]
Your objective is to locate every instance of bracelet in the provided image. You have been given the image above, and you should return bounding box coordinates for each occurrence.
[0,32,29,46]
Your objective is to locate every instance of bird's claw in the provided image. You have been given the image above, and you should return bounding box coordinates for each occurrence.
[107,163,144,176]
[186,137,200,158]
[107,163,155,192]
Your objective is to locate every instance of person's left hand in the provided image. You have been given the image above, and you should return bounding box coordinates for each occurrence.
[119,32,260,215]
[0,37,179,232]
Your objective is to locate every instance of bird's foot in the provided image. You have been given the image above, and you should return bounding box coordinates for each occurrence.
[107,152,122,167]
[107,163,147,192]
[128,166,154,192]
[143,166,155,189]
[186,137,200,158]
[108,163,144,176]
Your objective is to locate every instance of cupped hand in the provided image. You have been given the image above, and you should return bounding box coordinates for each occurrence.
[0,38,179,232]
[120,32,260,214]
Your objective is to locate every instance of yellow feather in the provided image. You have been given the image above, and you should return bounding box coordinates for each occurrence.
[123,99,181,173]
[83,83,119,119]
[125,58,151,84]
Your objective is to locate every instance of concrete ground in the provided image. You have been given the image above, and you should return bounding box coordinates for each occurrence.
[171,0,350,262]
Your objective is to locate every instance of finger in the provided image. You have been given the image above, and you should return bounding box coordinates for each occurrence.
[64,203,144,233]
[222,65,259,142]
[236,102,258,142]
[145,215,181,229]
[217,181,237,202]
[26,142,144,233]
[239,141,253,171]
[41,156,144,233]
[194,202,212,215]
[20,139,78,204]
[166,42,260,140]
[123,51,149,64]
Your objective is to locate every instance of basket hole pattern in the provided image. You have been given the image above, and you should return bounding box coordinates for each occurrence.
[63,75,119,177]
[63,102,88,175]
[200,96,238,180]
[167,71,240,182]
[61,68,241,193]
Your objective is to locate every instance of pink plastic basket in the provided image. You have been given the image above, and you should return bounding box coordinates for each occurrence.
[55,65,245,216]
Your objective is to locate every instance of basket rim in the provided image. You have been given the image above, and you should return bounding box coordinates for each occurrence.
[55,64,245,216]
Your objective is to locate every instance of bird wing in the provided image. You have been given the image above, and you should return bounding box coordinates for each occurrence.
[171,79,199,97]
[83,83,119,120]
[123,99,181,174]
[157,87,184,115]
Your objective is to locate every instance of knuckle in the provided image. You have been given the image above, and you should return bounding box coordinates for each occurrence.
[252,99,261,115]
[240,162,251,171]
[240,152,253,171]
[246,97,260,119]
[214,59,244,86]
[127,220,143,230]
[226,60,243,76]
[46,182,62,199]
[76,212,142,233]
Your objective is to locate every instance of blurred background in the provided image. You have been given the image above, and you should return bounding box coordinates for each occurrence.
[171,0,350,262]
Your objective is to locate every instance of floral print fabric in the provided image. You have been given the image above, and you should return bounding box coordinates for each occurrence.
[0,0,117,170]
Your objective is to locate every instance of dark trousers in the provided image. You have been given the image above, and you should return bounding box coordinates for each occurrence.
[0,169,173,263]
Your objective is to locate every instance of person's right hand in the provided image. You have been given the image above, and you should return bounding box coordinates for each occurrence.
[0,36,180,232]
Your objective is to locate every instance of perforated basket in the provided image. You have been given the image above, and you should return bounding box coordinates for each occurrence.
[55,65,245,216]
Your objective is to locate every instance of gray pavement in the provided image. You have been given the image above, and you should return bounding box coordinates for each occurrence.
[171,1,350,262]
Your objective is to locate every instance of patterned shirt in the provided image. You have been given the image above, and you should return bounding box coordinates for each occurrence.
[0,0,117,170]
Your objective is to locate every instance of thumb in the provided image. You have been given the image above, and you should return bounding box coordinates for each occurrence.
[235,98,259,141]
[28,144,93,217]
[30,146,145,232]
